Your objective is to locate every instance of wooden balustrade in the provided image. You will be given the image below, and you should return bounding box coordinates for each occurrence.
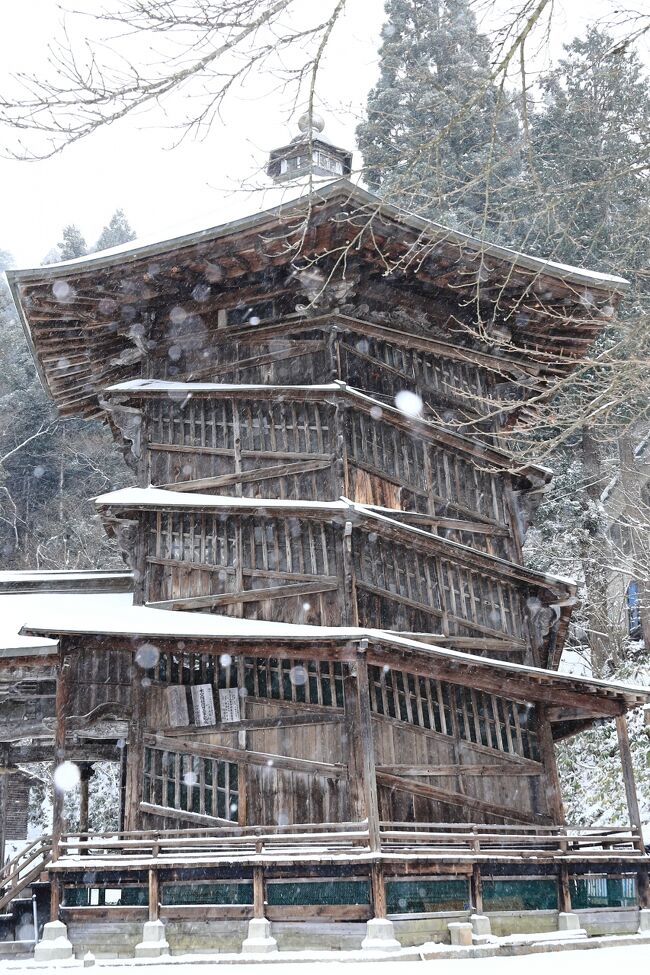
[54,820,644,862]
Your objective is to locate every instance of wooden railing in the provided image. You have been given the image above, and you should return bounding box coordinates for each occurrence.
[55,820,645,861]
[0,835,52,912]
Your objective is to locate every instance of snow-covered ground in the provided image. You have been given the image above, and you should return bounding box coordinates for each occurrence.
[5,943,650,974]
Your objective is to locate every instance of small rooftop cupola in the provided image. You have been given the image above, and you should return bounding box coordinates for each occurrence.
[267,112,353,183]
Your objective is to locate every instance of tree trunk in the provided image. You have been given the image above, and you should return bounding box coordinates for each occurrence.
[581,427,610,675]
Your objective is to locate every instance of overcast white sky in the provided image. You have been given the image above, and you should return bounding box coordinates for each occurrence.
[0,0,644,267]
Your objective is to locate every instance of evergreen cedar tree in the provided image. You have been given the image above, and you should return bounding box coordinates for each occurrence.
[356,0,520,239]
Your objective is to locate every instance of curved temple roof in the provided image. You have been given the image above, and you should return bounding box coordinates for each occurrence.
[6,180,629,420]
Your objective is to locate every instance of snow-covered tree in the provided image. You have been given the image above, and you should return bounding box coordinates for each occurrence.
[96,209,136,252]
[58,224,87,260]
[356,0,521,236]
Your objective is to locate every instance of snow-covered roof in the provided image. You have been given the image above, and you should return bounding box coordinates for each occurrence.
[20,602,650,708]
[7,179,628,291]
[104,378,551,485]
[95,487,575,594]
[0,590,134,658]
[96,487,349,514]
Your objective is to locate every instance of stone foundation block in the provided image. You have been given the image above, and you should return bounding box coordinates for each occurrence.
[470,914,491,936]
[639,909,650,933]
[448,921,473,946]
[558,912,580,931]
[470,913,493,943]
[134,919,170,958]
[33,920,74,962]
[241,917,278,954]
[361,917,401,952]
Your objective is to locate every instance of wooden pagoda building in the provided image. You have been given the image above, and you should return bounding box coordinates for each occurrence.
[2,126,650,956]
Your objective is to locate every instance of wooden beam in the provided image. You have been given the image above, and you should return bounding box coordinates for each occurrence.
[375,764,542,777]
[147,578,338,612]
[375,771,541,825]
[155,713,343,738]
[146,734,346,779]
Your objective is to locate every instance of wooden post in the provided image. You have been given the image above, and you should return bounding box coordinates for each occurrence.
[637,866,650,910]
[49,874,61,923]
[370,864,387,919]
[124,665,146,832]
[558,863,571,913]
[0,772,6,867]
[78,763,93,854]
[615,714,644,852]
[535,704,565,825]
[148,868,159,921]
[470,863,483,913]
[342,663,365,824]
[253,866,265,919]
[51,654,70,866]
[355,654,381,852]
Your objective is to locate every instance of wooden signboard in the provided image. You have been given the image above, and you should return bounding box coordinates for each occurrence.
[219,687,241,723]
[191,684,217,726]
[164,685,189,728]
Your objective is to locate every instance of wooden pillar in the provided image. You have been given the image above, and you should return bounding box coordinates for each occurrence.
[49,874,61,923]
[124,665,145,832]
[535,705,565,825]
[342,663,365,824]
[637,866,650,910]
[253,866,265,919]
[51,654,70,865]
[558,863,572,913]
[470,863,483,913]
[148,868,159,921]
[370,864,387,919]
[355,654,381,852]
[78,763,94,848]
[615,714,644,852]
[0,772,6,866]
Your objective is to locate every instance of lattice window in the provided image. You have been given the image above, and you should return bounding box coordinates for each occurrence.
[143,745,239,821]
[368,665,538,760]
[244,657,344,707]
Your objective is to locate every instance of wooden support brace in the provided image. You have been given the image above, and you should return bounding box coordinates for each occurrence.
[615,714,645,853]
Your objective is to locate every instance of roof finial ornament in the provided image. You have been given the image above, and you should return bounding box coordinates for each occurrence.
[297,111,326,136]
[267,111,352,184]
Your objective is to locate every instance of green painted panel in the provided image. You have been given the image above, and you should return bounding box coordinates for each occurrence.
[63,886,148,907]
[387,879,469,913]
[570,876,637,909]
[483,879,557,911]
[266,880,370,906]
[161,882,253,905]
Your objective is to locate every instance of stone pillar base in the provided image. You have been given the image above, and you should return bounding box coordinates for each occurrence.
[470,913,492,943]
[448,921,473,946]
[241,917,278,954]
[639,908,650,933]
[134,919,170,958]
[361,917,401,952]
[558,912,580,931]
[33,920,74,962]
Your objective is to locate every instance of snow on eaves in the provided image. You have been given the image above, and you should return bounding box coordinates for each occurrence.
[18,600,650,707]
[94,487,575,593]
[7,179,629,293]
